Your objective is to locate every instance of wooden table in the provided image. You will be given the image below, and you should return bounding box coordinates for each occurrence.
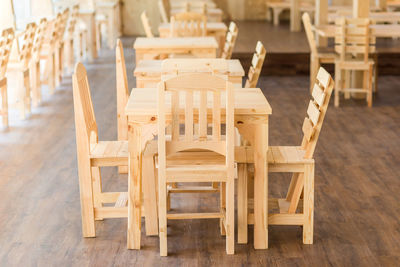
[133,37,218,64]
[133,59,245,88]
[170,8,223,22]
[125,87,272,250]
[313,24,400,38]
[158,22,227,53]
[328,12,400,24]
[96,1,121,49]
[79,9,98,61]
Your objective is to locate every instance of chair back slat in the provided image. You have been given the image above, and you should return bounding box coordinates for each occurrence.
[72,62,98,146]
[245,41,266,88]
[170,12,207,37]
[32,18,48,61]
[0,28,14,77]
[141,11,154,38]
[116,39,129,143]
[301,67,334,158]
[19,22,37,68]
[221,22,238,59]
[158,73,233,157]
[334,17,375,63]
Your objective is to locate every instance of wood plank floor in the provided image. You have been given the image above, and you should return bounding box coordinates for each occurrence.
[0,37,399,266]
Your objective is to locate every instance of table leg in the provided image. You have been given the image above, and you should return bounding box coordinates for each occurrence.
[253,122,268,249]
[127,123,142,249]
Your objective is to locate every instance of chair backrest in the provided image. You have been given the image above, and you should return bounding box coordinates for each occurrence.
[302,12,318,56]
[159,0,169,23]
[301,67,334,158]
[72,62,98,151]
[67,5,79,37]
[245,41,266,88]
[141,11,154,38]
[335,17,375,63]
[170,12,207,37]
[221,22,238,59]
[32,18,48,61]
[157,73,234,166]
[116,39,129,143]
[57,8,70,42]
[0,28,14,77]
[19,22,37,68]
[184,1,207,14]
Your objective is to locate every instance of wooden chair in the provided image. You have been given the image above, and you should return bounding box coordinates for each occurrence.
[64,4,79,73]
[221,22,238,59]
[237,67,334,245]
[40,16,59,93]
[157,73,235,256]
[141,11,154,38]
[115,39,159,235]
[6,22,36,119]
[56,8,70,84]
[302,13,335,93]
[244,41,266,88]
[0,28,14,128]
[31,18,48,106]
[158,0,169,23]
[72,62,129,237]
[170,12,207,37]
[334,17,375,107]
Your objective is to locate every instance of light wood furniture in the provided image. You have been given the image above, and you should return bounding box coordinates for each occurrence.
[302,13,335,92]
[141,11,154,38]
[7,22,36,119]
[334,18,375,107]
[115,39,159,235]
[170,1,223,22]
[0,28,14,128]
[125,85,272,250]
[156,73,235,256]
[30,18,48,106]
[221,22,238,59]
[72,62,130,237]
[79,9,98,61]
[64,5,79,74]
[133,37,218,64]
[267,0,314,29]
[328,11,400,24]
[245,41,266,88]
[170,12,207,37]
[237,67,334,245]
[56,8,70,86]
[313,24,400,38]
[96,1,121,49]
[158,22,227,52]
[134,59,245,88]
[159,0,169,23]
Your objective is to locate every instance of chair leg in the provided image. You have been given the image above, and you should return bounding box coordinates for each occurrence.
[91,167,103,221]
[79,158,96,237]
[219,182,226,236]
[286,173,304,214]
[16,72,26,120]
[303,163,314,244]
[1,84,8,128]
[158,171,168,256]
[226,178,235,255]
[142,154,159,236]
[367,66,373,107]
[24,73,31,116]
[237,163,248,244]
[344,70,351,99]
[334,65,341,107]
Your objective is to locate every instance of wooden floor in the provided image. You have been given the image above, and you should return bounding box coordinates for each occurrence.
[1,37,400,266]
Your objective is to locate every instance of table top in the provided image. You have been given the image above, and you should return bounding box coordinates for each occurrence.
[125,87,272,118]
[313,24,400,38]
[170,8,223,15]
[134,59,245,77]
[158,22,227,32]
[328,12,400,23]
[134,37,219,49]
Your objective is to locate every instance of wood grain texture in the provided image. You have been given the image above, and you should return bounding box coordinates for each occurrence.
[0,37,400,265]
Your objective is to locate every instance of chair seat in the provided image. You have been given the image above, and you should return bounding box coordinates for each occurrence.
[268,146,313,164]
[90,141,128,159]
[335,58,375,70]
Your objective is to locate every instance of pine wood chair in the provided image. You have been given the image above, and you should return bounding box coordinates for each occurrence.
[141,11,154,38]
[0,28,14,128]
[56,8,70,84]
[244,41,266,88]
[64,4,79,73]
[72,62,129,237]
[40,16,59,94]
[157,73,235,256]
[31,18,48,106]
[159,0,169,23]
[6,22,36,119]
[302,13,335,93]
[115,39,159,235]
[334,17,375,107]
[170,12,207,37]
[237,67,334,245]
[221,22,238,59]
